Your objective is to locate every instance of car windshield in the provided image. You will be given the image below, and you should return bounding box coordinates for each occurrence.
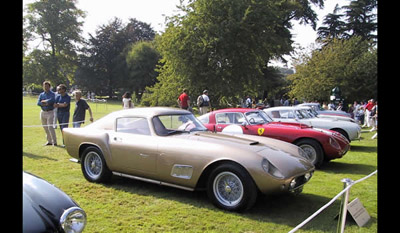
[244,111,272,125]
[296,109,313,119]
[152,114,208,136]
[305,108,319,117]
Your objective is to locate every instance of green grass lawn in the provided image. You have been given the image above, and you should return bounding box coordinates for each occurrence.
[23,96,377,232]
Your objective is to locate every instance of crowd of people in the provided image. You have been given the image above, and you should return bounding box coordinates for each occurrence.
[37,81,94,147]
[175,89,378,139]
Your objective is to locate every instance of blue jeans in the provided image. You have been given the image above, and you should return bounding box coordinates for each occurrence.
[57,111,70,131]
[73,122,82,128]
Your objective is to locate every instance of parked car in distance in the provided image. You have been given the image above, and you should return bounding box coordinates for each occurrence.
[298,103,352,118]
[198,108,350,167]
[264,106,361,142]
[63,107,314,211]
[299,106,355,123]
[23,171,87,233]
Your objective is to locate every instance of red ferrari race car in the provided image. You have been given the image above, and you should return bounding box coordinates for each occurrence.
[198,108,350,167]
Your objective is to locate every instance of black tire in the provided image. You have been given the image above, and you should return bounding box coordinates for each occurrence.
[207,163,257,212]
[331,128,350,142]
[295,139,324,168]
[81,146,112,183]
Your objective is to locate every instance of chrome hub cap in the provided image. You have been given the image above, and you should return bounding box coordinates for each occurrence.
[213,172,243,207]
[300,144,317,164]
[84,152,103,179]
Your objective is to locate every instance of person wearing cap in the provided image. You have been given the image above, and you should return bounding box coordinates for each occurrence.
[198,90,211,115]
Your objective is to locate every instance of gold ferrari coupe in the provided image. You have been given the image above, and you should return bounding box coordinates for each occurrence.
[63,107,314,211]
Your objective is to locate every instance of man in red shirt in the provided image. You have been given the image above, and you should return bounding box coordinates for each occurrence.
[363,99,375,128]
[177,88,190,110]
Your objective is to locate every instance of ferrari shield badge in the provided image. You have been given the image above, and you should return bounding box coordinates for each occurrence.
[257,128,265,136]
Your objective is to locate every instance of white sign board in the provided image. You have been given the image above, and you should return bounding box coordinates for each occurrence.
[347,198,371,227]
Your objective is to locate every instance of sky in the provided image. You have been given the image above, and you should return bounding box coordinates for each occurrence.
[23,0,349,67]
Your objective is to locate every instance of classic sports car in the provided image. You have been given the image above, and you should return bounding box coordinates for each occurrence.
[63,107,314,211]
[198,108,350,167]
[298,103,352,118]
[299,106,356,123]
[264,106,361,141]
[23,172,86,233]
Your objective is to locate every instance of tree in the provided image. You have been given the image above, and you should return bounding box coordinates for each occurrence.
[317,0,377,43]
[75,18,155,97]
[317,4,348,41]
[125,41,160,102]
[287,36,377,102]
[342,0,377,42]
[24,0,85,86]
[144,0,325,107]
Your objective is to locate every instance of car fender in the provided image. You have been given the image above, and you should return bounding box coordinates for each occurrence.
[77,131,115,169]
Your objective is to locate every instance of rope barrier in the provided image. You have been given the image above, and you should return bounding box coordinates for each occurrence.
[23,120,87,128]
[288,170,377,233]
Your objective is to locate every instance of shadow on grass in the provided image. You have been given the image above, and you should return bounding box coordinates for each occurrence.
[322,161,376,175]
[101,175,339,232]
[23,151,58,161]
[349,145,377,153]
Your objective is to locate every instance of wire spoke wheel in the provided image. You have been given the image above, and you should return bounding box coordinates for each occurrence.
[213,171,244,207]
[84,151,103,180]
[299,144,317,165]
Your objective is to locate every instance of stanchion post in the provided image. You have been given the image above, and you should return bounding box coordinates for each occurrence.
[337,178,354,233]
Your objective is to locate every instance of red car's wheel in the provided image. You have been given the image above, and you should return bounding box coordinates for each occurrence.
[295,139,324,168]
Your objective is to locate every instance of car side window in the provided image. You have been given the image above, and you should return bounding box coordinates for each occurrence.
[216,113,245,124]
[116,117,151,135]
[279,110,295,119]
[270,111,281,118]
[216,113,229,124]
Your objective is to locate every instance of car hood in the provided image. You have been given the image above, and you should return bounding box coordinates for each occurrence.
[181,131,273,153]
[184,132,314,176]
[23,172,77,232]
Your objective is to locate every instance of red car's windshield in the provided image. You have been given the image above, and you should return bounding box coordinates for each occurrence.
[244,111,273,125]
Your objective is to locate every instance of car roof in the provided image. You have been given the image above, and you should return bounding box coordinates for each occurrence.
[265,106,311,111]
[86,107,192,130]
[264,106,295,111]
[107,107,191,118]
[212,108,259,113]
[299,103,319,106]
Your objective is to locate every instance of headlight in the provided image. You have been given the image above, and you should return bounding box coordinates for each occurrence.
[329,137,340,149]
[60,207,87,233]
[262,159,284,179]
[304,172,313,181]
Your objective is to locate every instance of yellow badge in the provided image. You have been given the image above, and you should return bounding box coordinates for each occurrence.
[257,128,265,136]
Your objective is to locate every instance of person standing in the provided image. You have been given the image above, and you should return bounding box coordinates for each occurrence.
[362,99,375,128]
[54,84,71,146]
[245,96,252,108]
[177,88,190,110]
[122,92,133,109]
[37,81,57,146]
[198,90,211,115]
[72,90,94,128]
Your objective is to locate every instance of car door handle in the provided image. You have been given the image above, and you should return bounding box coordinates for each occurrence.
[114,137,122,142]
[139,153,149,157]
[216,126,222,129]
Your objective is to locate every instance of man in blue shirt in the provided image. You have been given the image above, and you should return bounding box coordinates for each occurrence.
[37,81,57,146]
[54,84,71,146]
